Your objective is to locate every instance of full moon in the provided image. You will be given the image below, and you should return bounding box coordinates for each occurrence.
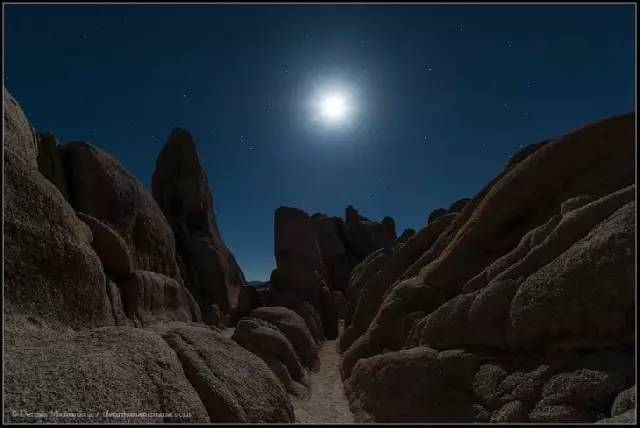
[310,86,355,128]
[319,92,349,123]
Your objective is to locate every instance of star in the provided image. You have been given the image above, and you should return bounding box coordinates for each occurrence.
[427,67,433,72]
[183,93,187,98]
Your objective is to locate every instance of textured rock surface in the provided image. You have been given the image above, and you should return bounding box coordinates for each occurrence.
[293,301,326,344]
[250,306,320,370]
[610,386,636,418]
[340,212,456,354]
[233,317,309,396]
[341,113,636,381]
[106,280,130,326]
[340,113,636,422]
[77,211,134,281]
[345,346,634,423]
[162,323,294,422]
[345,347,484,422]
[408,192,635,352]
[61,140,180,280]
[342,247,394,329]
[4,326,210,423]
[120,270,201,327]
[152,128,246,314]
[4,89,113,330]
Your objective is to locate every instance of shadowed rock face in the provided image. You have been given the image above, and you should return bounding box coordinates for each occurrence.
[232,317,310,397]
[3,89,296,424]
[250,306,320,370]
[340,113,636,423]
[267,205,397,339]
[61,140,181,281]
[231,285,262,325]
[120,270,202,327]
[36,131,69,200]
[339,212,457,354]
[342,206,396,259]
[76,211,134,281]
[4,88,113,331]
[152,128,246,315]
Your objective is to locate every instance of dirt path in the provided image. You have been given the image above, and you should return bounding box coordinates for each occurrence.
[292,338,355,423]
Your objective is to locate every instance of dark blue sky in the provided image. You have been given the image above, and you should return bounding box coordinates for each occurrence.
[4,4,635,281]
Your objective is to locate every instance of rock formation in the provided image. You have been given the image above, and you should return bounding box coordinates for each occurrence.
[4,105,113,331]
[266,205,397,339]
[36,131,69,200]
[250,306,320,370]
[231,284,262,324]
[152,128,246,317]
[160,323,294,422]
[233,317,310,397]
[61,140,181,281]
[231,304,324,400]
[339,112,636,423]
[3,88,293,423]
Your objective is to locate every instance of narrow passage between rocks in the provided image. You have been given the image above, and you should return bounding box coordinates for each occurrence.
[291,337,355,423]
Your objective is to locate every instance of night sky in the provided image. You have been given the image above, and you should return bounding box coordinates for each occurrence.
[4,4,635,281]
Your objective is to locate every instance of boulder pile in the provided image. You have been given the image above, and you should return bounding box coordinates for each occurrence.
[338,112,636,423]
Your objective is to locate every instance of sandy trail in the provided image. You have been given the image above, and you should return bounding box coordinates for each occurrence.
[292,338,355,423]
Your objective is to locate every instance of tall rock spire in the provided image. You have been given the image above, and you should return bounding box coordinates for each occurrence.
[152,128,246,319]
